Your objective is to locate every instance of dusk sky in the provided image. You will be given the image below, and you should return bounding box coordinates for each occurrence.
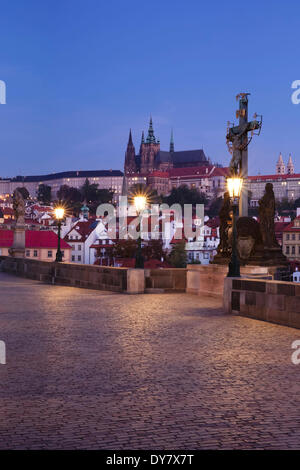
[0,0,299,177]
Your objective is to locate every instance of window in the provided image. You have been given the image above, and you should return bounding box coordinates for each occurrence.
[292,234,296,240]
[33,250,38,257]
[286,234,290,240]
[61,251,64,257]
[286,246,290,255]
[292,246,295,255]
[78,245,81,251]
[78,255,81,262]
[72,255,75,261]
[48,251,53,258]
[72,245,75,250]
[26,250,30,257]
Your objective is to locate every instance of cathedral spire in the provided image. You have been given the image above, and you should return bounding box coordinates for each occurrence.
[141,131,144,145]
[169,129,174,153]
[127,128,133,146]
[146,116,156,143]
[124,128,136,174]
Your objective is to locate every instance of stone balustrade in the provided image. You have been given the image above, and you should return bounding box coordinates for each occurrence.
[0,257,185,294]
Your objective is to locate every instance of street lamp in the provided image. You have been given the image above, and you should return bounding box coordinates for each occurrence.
[54,206,65,262]
[227,176,243,278]
[133,195,147,268]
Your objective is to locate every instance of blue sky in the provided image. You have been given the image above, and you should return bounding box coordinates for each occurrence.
[0,0,299,177]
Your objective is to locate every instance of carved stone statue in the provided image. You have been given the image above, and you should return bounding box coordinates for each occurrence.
[258,183,278,248]
[9,189,26,258]
[13,189,25,225]
[227,127,245,175]
[216,191,232,258]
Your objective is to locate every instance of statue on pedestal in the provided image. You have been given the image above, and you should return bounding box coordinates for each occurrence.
[8,189,26,258]
[212,192,232,264]
[13,189,25,225]
[258,183,278,248]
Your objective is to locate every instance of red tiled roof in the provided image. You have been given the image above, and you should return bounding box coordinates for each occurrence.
[148,171,170,178]
[32,204,53,212]
[169,166,215,178]
[210,167,230,177]
[282,216,300,232]
[65,220,95,242]
[0,230,71,249]
[3,207,14,215]
[249,173,300,181]
[274,222,290,233]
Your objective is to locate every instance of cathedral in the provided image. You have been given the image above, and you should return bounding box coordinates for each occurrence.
[124,117,210,175]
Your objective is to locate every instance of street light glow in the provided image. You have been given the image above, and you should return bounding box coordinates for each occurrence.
[54,207,65,220]
[227,177,243,199]
[133,195,147,213]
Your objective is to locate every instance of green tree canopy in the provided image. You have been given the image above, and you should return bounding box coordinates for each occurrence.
[168,240,187,268]
[57,185,82,204]
[162,185,208,208]
[37,184,52,204]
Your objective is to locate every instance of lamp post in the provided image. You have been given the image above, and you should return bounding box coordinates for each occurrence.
[54,207,65,262]
[227,177,243,278]
[133,195,147,269]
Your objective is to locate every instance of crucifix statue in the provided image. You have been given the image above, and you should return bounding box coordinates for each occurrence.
[226,93,262,216]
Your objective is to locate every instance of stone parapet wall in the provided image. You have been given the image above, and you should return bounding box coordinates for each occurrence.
[0,257,186,294]
[186,264,270,297]
[224,277,300,329]
[0,256,134,293]
[144,268,186,292]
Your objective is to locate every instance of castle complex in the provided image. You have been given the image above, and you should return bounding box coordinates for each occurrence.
[124,117,210,175]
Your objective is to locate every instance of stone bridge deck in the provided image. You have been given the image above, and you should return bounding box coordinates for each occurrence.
[0,272,299,449]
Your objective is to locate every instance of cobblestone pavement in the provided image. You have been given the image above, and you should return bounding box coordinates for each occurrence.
[0,272,299,449]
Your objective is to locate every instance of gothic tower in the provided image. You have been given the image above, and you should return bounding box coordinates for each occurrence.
[169,129,174,153]
[287,154,295,174]
[124,129,136,175]
[276,152,285,175]
[140,117,160,173]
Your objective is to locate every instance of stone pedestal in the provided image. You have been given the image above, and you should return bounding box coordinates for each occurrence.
[126,269,145,294]
[8,224,25,258]
[186,263,271,297]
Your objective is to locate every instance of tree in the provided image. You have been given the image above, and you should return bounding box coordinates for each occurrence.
[162,185,208,208]
[57,185,82,204]
[168,240,187,268]
[37,184,51,204]
[143,239,166,261]
[80,179,114,214]
[16,187,30,200]
[104,239,138,259]
[81,178,99,203]
[207,196,223,218]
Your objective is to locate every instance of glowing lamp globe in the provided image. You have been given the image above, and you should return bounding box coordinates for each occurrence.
[227,177,243,199]
[54,207,65,220]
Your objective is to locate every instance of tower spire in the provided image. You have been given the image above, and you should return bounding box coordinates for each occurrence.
[146,115,156,143]
[287,153,294,175]
[276,152,285,175]
[128,128,133,146]
[169,128,174,153]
